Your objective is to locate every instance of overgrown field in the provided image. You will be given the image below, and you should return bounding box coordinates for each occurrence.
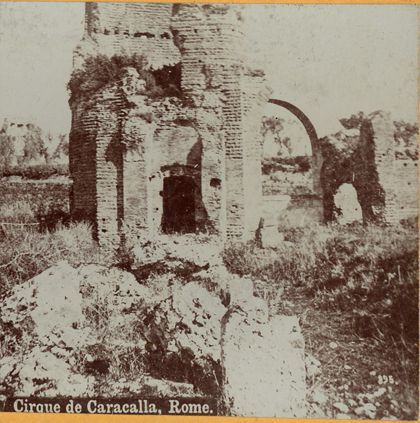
[0,180,70,226]
[223,221,419,419]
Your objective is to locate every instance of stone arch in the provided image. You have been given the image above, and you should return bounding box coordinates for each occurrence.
[268,99,318,148]
[268,99,322,196]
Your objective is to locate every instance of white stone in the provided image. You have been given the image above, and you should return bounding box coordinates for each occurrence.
[305,354,322,377]
[333,402,349,413]
[311,389,327,405]
[222,313,306,417]
[260,227,285,249]
[373,387,386,398]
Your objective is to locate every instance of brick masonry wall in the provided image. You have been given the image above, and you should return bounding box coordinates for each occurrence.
[70,3,340,247]
[74,3,180,70]
[172,4,247,240]
[69,85,125,248]
[358,112,398,224]
[94,87,125,249]
[369,112,398,223]
[320,111,417,225]
[69,97,98,221]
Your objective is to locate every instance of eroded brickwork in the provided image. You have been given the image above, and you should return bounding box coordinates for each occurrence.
[70,3,271,248]
[320,111,418,225]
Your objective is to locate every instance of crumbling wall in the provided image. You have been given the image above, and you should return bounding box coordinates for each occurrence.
[124,87,225,238]
[74,3,180,70]
[321,111,417,225]
[357,112,397,223]
[393,158,418,221]
[320,128,360,223]
[68,94,103,225]
[70,65,225,246]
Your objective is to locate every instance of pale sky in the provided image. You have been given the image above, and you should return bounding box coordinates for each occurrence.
[0,3,417,138]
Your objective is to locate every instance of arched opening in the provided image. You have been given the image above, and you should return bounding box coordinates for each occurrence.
[268,99,318,147]
[260,99,323,230]
[333,183,362,224]
[162,175,197,234]
[261,102,313,195]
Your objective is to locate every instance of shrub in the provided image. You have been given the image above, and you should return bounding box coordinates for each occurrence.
[0,200,35,224]
[308,225,418,344]
[1,164,69,179]
[36,204,70,232]
[0,133,14,169]
[262,155,311,175]
[0,181,70,234]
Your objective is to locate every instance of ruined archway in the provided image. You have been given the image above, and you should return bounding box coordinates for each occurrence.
[268,99,322,196]
[260,99,323,230]
[268,99,318,148]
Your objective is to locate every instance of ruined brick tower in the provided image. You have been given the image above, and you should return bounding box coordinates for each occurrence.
[69,3,271,247]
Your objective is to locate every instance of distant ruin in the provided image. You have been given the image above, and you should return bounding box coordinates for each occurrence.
[69,3,417,248]
[320,111,418,225]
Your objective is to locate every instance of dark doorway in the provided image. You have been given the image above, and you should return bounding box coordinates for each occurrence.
[162,176,196,234]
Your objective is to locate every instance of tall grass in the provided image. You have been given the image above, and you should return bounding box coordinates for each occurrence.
[0,200,35,223]
[0,222,102,295]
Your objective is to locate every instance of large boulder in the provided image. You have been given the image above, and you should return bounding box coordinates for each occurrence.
[141,272,307,416]
[0,262,94,397]
[141,282,227,396]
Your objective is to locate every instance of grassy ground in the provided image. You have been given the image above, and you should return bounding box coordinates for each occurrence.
[223,222,419,420]
[0,222,103,296]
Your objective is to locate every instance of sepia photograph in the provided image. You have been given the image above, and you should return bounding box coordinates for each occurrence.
[0,1,418,420]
